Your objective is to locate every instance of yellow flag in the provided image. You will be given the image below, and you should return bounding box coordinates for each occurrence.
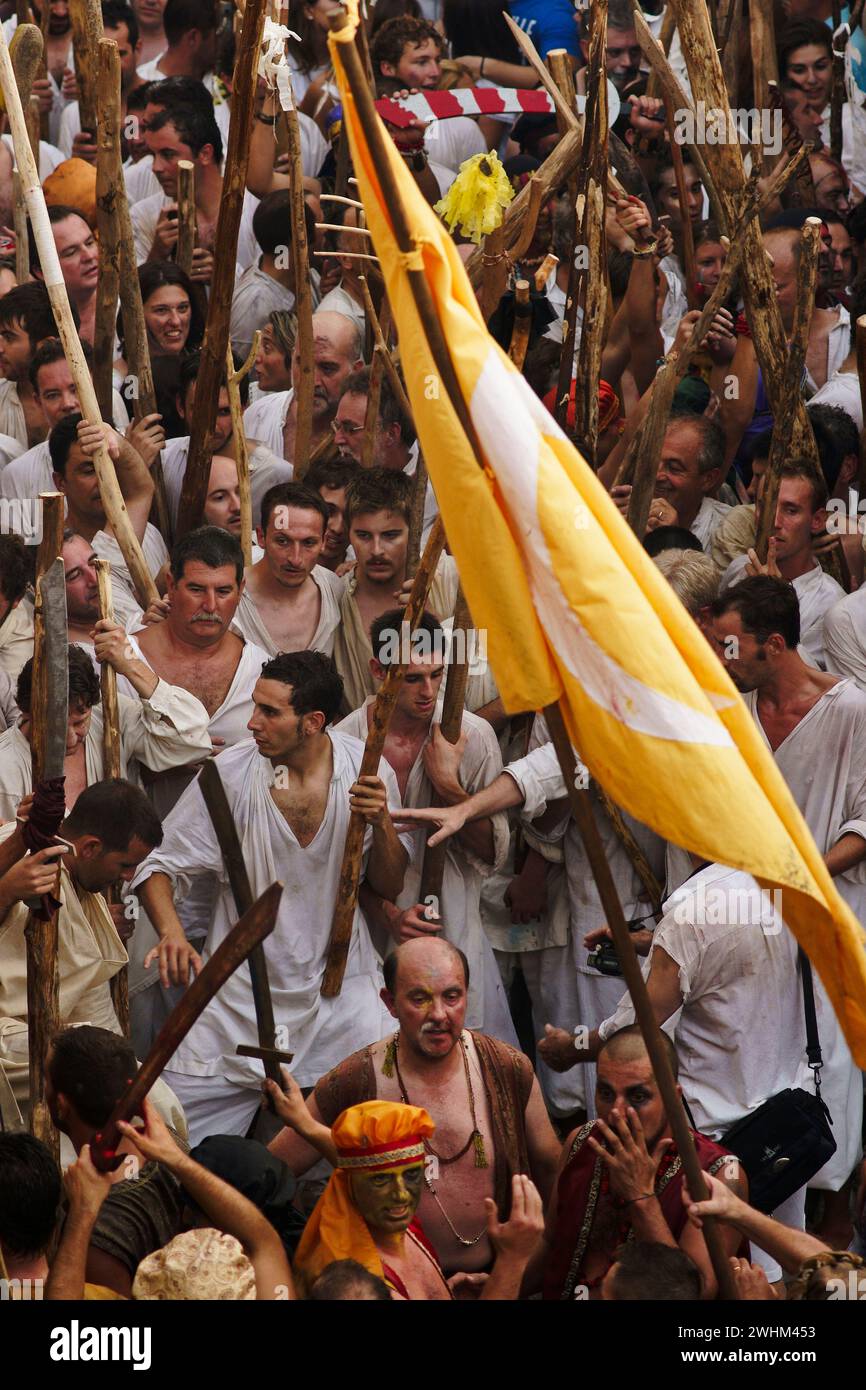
[329,7,866,1062]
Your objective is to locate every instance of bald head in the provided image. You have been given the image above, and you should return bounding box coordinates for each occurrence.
[598,1024,679,1080]
[292,310,365,420]
[381,936,470,1060]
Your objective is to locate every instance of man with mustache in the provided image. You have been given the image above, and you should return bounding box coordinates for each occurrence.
[268,935,560,1280]
[242,310,365,467]
[233,482,343,657]
[338,608,515,1044]
[333,469,459,713]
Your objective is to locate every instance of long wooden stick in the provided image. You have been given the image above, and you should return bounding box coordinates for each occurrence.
[68,0,102,139]
[358,276,411,418]
[572,18,608,461]
[406,449,428,576]
[755,218,822,562]
[831,0,845,163]
[11,25,43,281]
[177,0,267,535]
[548,48,580,433]
[94,40,121,423]
[94,557,129,1035]
[91,883,284,1171]
[665,103,699,309]
[285,95,315,479]
[175,160,196,278]
[418,585,472,909]
[543,703,738,1301]
[226,333,259,567]
[361,342,385,471]
[648,0,819,470]
[12,173,28,283]
[322,517,446,996]
[0,33,158,607]
[644,2,675,101]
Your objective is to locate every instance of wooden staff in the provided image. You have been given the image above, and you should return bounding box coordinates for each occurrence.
[755,219,822,562]
[645,1,819,468]
[417,585,472,909]
[406,448,428,576]
[68,0,102,140]
[360,341,385,471]
[94,557,129,1035]
[856,314,866,445]
[766,81,819,210]
[543,703,737,1301]
[0,34,159,606]
[284,94,315,479]
[507,279,532,370]
[665,105,699,310]
[831,0,845,163]
[322,517,446,996]
[478,223,509,324]
[644,2,675,101]
[720,0,741,107]
[94,39,121,423]
[176,0,267,535]
[92,883,284,1171]
[11,24,43,163]
[358,275,409,416]
[226,333,259,567]
[571,6,609,459]
[35,0,49,141]
[27,498,65,1159]
[547,48,580,432]
[175,159,196,277]
[12,173,28,283]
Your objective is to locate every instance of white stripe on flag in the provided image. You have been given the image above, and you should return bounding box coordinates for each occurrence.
[469,349,736,748]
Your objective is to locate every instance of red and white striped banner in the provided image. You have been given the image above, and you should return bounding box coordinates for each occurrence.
[374,83,619,129]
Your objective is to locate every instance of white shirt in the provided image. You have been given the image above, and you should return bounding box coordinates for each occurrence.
[233,564,344,658]
[809,369,863,432]
[131,189,260,271]
[691,496,732,552]
[159,435,293,532]
[721,553,845,669]
[243,389,293,461]
[824,584,866,691]
[230,265,297,361]
[316,284,365,338]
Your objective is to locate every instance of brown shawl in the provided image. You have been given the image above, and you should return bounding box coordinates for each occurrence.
[313,1031,535,1218]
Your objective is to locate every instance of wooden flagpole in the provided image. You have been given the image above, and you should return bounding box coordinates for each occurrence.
[177,0,267,535]
[0,32,158,607]
[94,39,121,423]
[175,159,196,278]
[330,15,739,1298]
[571,11,608,459]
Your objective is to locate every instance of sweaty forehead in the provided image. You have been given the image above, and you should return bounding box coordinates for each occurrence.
[597,1051,656,1089]
[397,940,465,990]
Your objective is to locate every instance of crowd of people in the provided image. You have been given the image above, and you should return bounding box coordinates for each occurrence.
[1,0,866,1309]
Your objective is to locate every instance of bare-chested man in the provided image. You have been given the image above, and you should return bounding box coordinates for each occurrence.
[234,482,344,657]
[333,469,458,712]
[268,935,561,1277]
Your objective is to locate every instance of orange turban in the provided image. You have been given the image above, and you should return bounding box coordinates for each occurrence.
[293,1100,434,1294]
[43,158,97,230]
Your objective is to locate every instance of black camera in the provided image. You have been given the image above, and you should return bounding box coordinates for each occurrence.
[586,939,622,977]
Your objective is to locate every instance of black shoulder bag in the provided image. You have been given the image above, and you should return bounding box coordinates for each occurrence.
[718,951,836,1213]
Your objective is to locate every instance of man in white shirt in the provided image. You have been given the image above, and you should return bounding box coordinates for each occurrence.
[134,0,217,85]
[234,481,343,657]
[719,462,844,668]
[230,192,316,362]
[135,649,411,1142]
[57,1,146,161]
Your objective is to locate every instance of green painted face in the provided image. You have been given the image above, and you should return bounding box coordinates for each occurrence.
[349,1162,425,1236]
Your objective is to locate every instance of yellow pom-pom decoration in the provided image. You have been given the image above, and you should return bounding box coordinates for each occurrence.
[434,150,515,244]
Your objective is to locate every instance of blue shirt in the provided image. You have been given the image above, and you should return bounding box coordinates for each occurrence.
[509,0,580,60]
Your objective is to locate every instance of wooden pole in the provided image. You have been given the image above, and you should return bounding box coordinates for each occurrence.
[644,3,675,101]
[176,0,267,536]
[417,585,472,909]
[358,276,409,416]
[571,2,609,460]
[226,333,259,568]
[406,448,428,576]
[11,23,43,281]
[175,159,196,278]
[507,279,532,370]
[547,48,581,432]
[322,518,446,997]
[650,0,819,468]
[35,0,49,141]
[664,104,699,310]
[831,0,844,163]
[477,223,510,324]
[68,0,102,140]
[360,344,385,471]
[26,513,65,1161]
[94,557,129,1035]
[12,173,28,283]
[94,39,121,423]
[285,95,315,479]
[755,218,821,562]
[0,31,158,607]
[543,702,738,1301]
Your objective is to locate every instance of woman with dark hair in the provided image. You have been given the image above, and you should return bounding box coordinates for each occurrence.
[287,0,336,108]
[117,261,204,377]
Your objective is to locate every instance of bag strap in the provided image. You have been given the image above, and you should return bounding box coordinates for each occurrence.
[799,948,824,1090]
